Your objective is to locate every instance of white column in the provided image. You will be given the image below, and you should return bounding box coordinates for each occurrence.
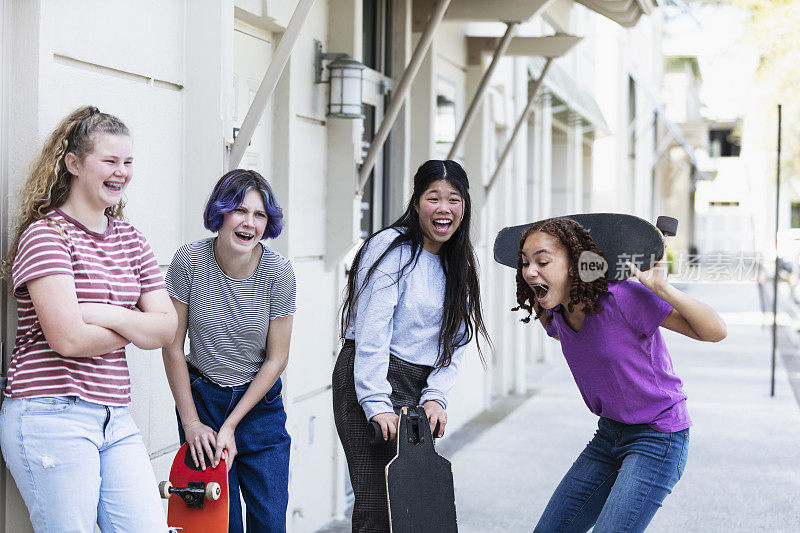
[325,0,362,519]
[539,92,553,220]
[538,92,554,362]
[184,1,233,243]
[4,3,41,530]
[388,0,412,218]
[324,0,363,269]
[409,32,435,164]
[525,96,541,371]
[462,55,492,410]
[570,118,584,212]
[512,58,528,395]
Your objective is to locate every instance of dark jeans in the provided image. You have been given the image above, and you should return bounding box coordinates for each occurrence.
[177,370,291,533]
[534,417,690,533]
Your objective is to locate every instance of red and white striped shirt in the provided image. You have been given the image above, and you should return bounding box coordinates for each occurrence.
[5,209,165,406]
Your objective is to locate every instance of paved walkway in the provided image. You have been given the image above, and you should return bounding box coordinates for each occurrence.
[453,281,800,532]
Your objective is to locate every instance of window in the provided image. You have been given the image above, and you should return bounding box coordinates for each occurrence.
[360,0,393,239]
[792,202,800,228]
[435,77,457,146]
[709,127,741,157]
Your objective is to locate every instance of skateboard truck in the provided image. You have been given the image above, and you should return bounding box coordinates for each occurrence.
[404,410,441,444]
[406,409,424,444]
[385,406,457,531]
[159,480,221,509]
[367,414,441,445]
[656,216,678,237]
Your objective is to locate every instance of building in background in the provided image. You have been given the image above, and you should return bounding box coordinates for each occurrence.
[1,1,663,531]
[694,118,755,257]
[655,54,710,257]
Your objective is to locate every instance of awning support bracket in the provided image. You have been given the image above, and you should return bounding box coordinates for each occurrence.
[447,21,519,160]
[228,0,317,170]
[485,57,554,194]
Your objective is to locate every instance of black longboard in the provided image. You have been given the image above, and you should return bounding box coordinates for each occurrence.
[493,213,677,280]
[386,406,457,533]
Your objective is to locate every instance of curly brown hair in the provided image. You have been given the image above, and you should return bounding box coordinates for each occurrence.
[2,105,130,281]
[512,217,610,327]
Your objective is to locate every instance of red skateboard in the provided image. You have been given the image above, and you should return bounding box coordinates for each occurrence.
[159,442,229,532]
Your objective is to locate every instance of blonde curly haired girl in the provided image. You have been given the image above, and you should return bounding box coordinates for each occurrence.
[0,105,176,531]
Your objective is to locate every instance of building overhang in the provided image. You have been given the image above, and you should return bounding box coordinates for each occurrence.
[467,35,583,65]
[414,0,658,30]
[574,0,658,28]
[436,0,556,22]
[528,57,611,139]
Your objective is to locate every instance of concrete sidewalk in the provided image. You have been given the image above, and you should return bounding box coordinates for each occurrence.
[453,281,800,532]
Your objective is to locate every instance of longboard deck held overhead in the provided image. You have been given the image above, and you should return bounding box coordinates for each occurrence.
[493,213,676,281]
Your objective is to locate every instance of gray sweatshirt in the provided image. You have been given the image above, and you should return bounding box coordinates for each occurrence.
[345,228,465,421]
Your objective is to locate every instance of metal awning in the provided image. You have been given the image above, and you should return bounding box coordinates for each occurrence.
[528,57,610,138]
[436,0,554,22]
[628,72,712,183]
[574,0,658,28]
[228,0,316,169]
[654,107,713,183]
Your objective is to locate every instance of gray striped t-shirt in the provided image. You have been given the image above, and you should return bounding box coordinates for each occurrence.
[165,238,296,386]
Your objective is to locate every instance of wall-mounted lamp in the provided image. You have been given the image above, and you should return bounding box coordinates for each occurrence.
[315,40,366,119]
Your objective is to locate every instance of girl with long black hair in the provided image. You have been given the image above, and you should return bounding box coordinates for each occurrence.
[333,159,490,532]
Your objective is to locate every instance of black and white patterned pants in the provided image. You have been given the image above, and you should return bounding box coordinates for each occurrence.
[332,340,432,533]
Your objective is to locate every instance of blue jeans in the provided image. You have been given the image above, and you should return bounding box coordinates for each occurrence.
[178,371,291,533]
[534,417,690,533]
[0,396,168,532]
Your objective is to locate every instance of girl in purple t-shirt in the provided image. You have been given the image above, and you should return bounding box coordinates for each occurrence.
[513,217,726,533]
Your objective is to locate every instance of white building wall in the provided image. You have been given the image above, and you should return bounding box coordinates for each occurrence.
[694,156,755,256]
[0,2,666,531]
[585,9,661,217]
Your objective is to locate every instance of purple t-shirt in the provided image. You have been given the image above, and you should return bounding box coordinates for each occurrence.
[545,279,691,432]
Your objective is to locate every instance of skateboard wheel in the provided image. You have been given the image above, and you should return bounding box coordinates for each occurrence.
[656,216,678,237]
[158,481,172,499]
[367,421,383,445]
[205,482,221,501]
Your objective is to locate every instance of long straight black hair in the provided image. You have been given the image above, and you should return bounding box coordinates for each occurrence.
[340,159,490,367]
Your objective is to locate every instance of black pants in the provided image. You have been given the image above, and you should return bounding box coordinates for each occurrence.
[332,340,432,533]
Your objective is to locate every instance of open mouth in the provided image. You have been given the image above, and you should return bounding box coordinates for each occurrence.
[104,181,124,192]
[531,283,549,301]
[432,218,453,234]
[234,231,255,242]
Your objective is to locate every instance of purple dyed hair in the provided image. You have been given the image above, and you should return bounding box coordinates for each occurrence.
[203,169,284,239]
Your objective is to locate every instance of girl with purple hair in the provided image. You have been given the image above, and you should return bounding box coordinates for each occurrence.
[162,169,295,532]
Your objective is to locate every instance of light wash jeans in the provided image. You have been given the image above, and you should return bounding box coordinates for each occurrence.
[0,396,169,532]
[534,417,690,533]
